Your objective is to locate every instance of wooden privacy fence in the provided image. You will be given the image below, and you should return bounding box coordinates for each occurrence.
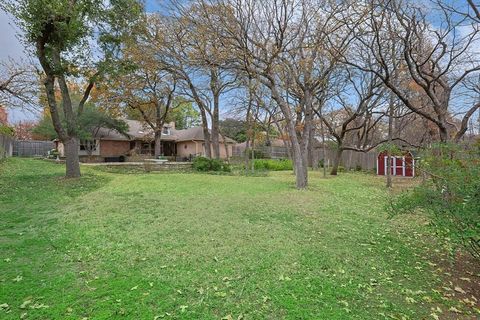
[232,145,377,170]
[312,149,377,171]
[232,145,290,159]
[13,140,55,157]
[0,134,14,159]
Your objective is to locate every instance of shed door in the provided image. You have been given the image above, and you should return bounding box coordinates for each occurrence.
[383,156,406,176]
[395,157,405,176]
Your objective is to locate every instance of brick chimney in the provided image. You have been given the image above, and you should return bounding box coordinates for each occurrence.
[0,106,8,125]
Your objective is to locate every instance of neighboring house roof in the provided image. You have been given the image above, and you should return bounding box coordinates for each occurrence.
[93,119,236,143]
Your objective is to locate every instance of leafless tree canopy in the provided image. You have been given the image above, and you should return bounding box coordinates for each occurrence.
[2,0,479,187]
[0,60,38,110]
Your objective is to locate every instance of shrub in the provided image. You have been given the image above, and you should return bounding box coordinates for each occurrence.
[389,143,480,260]
[193,157,231,172]
[47,149,59,159]
[0,125,14,136]
[253,159,293,171]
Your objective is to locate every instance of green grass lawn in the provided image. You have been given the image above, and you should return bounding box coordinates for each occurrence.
[0,158,474,319]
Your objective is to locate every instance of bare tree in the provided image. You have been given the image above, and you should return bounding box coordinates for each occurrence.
[0,60,38,110]
[190,0,355,188]
[97,18,179,158]
[316,68,387,175]
[153,8,237,159]
[344,0,480,143]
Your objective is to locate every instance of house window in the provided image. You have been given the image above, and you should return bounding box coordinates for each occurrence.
[79,140,97,151]
[162,126,170,135]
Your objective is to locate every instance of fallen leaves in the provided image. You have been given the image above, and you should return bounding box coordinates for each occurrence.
[19,300,31,309]
[454,286,466,294]
[221,314,243,320]
[278,275,291,281]
[448,306,462,313]
[0,303,10,311]
[405,297,416,304]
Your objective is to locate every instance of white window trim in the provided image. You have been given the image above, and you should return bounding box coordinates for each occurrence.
[384,156,387,176]
[393,156,396,176]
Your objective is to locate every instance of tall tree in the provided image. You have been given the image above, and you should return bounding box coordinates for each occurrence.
[193,0,352,188]
[344,0,480,143]
[97,18,178,158]
[318,69,387,175]
[2,0,142,177]
[152,9,236,159]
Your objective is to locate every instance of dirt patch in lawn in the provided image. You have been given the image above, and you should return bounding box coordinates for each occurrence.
[434,251,480,319]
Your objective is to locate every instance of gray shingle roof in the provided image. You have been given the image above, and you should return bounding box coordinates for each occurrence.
[94,119,236,143]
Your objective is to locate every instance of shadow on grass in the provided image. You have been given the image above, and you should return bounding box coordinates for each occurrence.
[0,158,112,205]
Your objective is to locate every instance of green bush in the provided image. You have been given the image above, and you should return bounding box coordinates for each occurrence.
[253,159,293,171]
[47,149,59,159]
[389,143,480,260]
[0,125,14,136]
[193,157,231,172]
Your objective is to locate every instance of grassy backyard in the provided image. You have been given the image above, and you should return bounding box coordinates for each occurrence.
[0,158,478,319]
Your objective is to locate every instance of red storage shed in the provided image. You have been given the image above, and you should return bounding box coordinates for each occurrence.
[377,150,415,177]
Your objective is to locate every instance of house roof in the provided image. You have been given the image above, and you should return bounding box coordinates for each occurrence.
[94,119,236,144]
[175,126,236,143]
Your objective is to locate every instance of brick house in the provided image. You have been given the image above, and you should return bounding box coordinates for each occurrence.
[55,119,236,162]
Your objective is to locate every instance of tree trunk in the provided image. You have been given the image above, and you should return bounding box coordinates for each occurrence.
[211,93,220,159]
[64,137,81,178]
[307,122,315,168]
[438,125,449,143]
[251,135,255,172]
[199,110,212,158]
[330,147,343,176]
[285,115,308,187]
[321,120,327,178]
[270,86,307,189]
[154,130,163,158]
[386,93,394,188]
[291,140,308,188]
[244,138,250,173]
